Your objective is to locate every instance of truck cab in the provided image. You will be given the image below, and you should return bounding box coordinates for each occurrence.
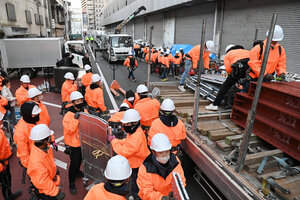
[103,34,133,62]
[64,40,86,68]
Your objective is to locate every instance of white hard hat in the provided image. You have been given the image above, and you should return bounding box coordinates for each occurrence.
[225,44,235,53]
[91,74,102,83]
[70,91,83,101]
[128,51,133,56]
[64,72,75,80]
[180,48,183,50]
[206,40,215,51]
[28,88,42,99]
[84,64,92,71]
[0,112,4,121]
[160,98,175,111]
[29,124,54,141]
[120,109,141,123]
[219,65,226,70]
[120,103,129,109]
[104,155,132,180]
[150,133,172,152]
[20,75,30,83]
[136,84,148,94]
[266,25,284,41]
[32,105,41,115]
[175,51,179,54]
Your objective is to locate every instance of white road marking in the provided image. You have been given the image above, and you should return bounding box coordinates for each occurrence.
[55,136,65,143]
[87,44,118,109]
[42,101,62,108]
[54,158,67,170]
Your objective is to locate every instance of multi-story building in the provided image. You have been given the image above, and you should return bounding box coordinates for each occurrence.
[71,7,83,34]
[100,0,300,74]
[0,0,70,38]
[94,0,108,30]
[87,0,95,30]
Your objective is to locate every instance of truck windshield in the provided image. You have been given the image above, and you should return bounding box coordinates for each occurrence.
[111,36,133,48]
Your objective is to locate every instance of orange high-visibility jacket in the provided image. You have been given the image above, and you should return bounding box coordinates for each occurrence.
[84,183,126,200]
[85,86,106,112]
[145,53,151,64]
[134,44,140,49]
[108,111,125,123]
[123,56,138,67]
[188,45,210,69]
[27,145,60,197]
[134,98,160,127]
[161,56,170,68]
[0,95,8,114]
[224,49,250,74]
[15,85,36,105]
[173,54,182,65]
[248,40,286,79]
[137,155,186,200]
[111,127,150,169]
[61,81,77,102]
[148,118,186,147]
[81,72,93,88]
[63,111,81,147]
[13,118,35,168]
[167,54,174,64]
[152,52,159,63]
[0,129,12,172]
[143,47,149,54]
[122,93,140,109]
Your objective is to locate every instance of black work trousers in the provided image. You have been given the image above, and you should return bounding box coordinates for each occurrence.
[68,147,82,184]
[131,168,139,199]
[213,59,249,106]
[0,163,12,200]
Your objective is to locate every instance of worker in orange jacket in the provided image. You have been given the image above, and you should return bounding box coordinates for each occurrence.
[109,103,129,123]
[137,133,186,200]
[206,44,250,111]
[62,91,86,195]
[0,94,8,115]
[173,51,182,76]
[61,72,78,115]
[151,49,159,74]
[108,103,129,139]
[134,84,160,132]
[157,50,164,77]
[245,25,286,92]
[178,41,214,92]
[81,65,93,88]
[134,43,141,59]
[161,51,170,81]
[0,112,22,200]
[85,74,107,116]
[148,99,186,153]
[13,102,41,169]
[124,52,138,82]
[27,124,65,200]
[84,155,132,200]
[15,75,36,105]
[109,109,150,199]
[123,90,140,109]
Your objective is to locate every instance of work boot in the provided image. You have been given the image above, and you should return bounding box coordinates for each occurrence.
[205,103,218,111]
[177,85,186,92]
[69,183,77,195]
[133,79,136,82]
[8,190,22,200]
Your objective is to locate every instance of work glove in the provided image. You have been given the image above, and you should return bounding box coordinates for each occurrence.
[55,189,66,200]
[74,112,80,119]
[108,134,116,142]
[264,73,273,82]
[51,141,58,151]
[278,73,285,80]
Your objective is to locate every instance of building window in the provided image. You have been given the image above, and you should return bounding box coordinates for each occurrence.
[6,3,17,21]
[39,15,44,25]
[35,13,40,25]
[45,17,49,27]
[25,10,32,24]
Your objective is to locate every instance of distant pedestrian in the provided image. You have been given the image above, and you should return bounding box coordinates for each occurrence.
[1,79,17,125]
[123,52,137,82]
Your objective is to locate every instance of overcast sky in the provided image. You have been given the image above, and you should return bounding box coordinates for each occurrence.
[70,0,81,8]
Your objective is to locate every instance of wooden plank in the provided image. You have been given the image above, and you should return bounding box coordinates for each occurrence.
[216,140,233,151]
[198,113,230,121]
[244,149,284,166]
[225,133,256,145]
[197,119,240,135]
[244,159,279,173]
[208,130,240,141]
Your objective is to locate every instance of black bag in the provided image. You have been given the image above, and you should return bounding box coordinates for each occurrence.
[129,57,136,67]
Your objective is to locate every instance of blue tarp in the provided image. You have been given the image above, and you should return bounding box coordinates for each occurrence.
[170,44,194,56]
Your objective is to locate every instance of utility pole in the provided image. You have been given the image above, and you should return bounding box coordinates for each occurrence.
[235,13,277,172]
[147,26,153,89]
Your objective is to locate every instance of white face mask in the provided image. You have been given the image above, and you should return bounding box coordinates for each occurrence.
[156,155,170,164]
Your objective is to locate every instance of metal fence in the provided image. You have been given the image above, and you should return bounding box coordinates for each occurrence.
[79,112,113,184]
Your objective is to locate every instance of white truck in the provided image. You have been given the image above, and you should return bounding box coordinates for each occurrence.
[102,34,133,62]
[0,38,86,78]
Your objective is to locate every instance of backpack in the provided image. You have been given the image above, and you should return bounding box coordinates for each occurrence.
[254,40,282,60]
[129,57,136,67]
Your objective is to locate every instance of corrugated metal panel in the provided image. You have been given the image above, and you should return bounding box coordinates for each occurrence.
[175,3,215,46]
[134,17,144,40]
[146,14,164,46]
[221,0,300,74]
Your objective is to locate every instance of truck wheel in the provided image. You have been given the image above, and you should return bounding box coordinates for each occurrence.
[21,69,35,79]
